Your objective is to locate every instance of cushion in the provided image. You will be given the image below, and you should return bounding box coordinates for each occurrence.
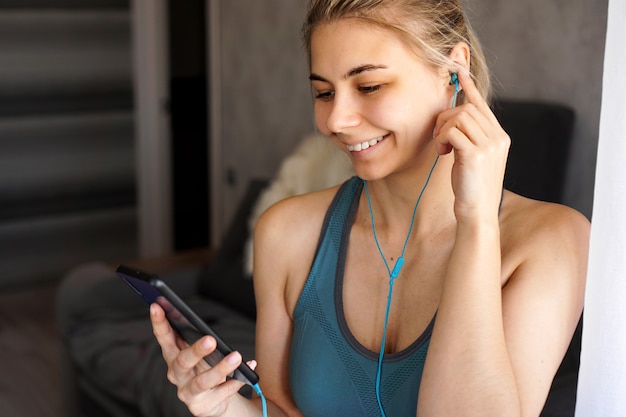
[242,134,354,276]
[492,100,575,204]
[196,179,268,319]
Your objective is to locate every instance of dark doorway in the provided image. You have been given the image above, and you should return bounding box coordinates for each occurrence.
[168,0,210,250]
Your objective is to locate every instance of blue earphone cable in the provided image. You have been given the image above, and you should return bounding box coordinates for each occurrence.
[364,155,439,416]
[246,77,460,417]
[365,74,459,416]
[252,383,268,417]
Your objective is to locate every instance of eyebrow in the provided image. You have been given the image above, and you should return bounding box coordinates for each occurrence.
[309,64,388,82]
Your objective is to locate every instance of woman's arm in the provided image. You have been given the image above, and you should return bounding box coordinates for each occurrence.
[419,70,589,417]
[148,195,318,417]
[419,219,514,416]
[500,204,588,416]
[252,196,320,417]
[419,201,588,417]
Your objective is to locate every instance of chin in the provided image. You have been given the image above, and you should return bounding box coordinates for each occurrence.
[352,165,389,182]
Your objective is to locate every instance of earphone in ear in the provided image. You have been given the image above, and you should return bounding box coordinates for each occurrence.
[449,72,460,108]
[449,72,459,86]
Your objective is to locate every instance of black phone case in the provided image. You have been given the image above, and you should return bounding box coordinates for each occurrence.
[116,265,259,386]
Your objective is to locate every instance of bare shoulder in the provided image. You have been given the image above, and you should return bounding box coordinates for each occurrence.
[254,185,341,253]
[500,191,590,255]
[253,185,343,309]
[499,190,590,289]
[497,195,590,416]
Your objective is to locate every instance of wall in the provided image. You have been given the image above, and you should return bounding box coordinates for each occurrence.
[470,0,608,217]
[0,1,137,288]
[213,0,607,232]
[214,0,312,236]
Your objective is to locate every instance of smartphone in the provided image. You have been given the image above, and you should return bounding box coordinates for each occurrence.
[116,264,259,386]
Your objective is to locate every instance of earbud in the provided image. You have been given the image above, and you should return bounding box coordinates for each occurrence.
[449,72,459,86]
[449,72,460,108]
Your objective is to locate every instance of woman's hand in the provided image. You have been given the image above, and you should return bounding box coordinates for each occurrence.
[433,70,510,222]
[150,303,254,417]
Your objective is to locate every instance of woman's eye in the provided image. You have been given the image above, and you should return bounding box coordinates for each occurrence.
[314,90,334,101]
[359,84,382,94]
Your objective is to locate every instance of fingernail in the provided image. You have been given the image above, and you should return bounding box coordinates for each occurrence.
[150,304,157,316]
[226,351,241,365]
[201,337,213,350]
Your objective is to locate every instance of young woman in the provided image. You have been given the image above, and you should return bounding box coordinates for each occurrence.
[150,1,589,416]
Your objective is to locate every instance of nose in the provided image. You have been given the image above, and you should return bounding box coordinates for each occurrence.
[325,93,361,134]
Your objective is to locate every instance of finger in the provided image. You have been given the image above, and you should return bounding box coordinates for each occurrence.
[175,336,191,352]
[173,336,218,374]
[246,359,258,371]
[180,377,245,417]
[457,70,498,123]
[438,125,488,157]
[435,104,490,149]
[185,351,244,398]
[435,87,492,137]
[456,70,481,106]
[150,303,183,363]
[435,141,453,156]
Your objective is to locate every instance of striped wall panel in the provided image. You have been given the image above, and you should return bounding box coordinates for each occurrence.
[0,3,136,288]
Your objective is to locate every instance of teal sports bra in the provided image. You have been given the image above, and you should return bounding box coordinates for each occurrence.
[289,176,435,417]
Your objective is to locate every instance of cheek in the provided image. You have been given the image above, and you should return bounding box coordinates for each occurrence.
[367,96,421,132]
[382,99,442,142]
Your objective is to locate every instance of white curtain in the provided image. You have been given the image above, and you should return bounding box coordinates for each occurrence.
[575,0,626,415]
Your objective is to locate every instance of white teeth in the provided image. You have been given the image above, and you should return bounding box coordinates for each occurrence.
[347,136,383,152]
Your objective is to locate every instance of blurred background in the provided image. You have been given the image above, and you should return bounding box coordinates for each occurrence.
[0,0,607,416]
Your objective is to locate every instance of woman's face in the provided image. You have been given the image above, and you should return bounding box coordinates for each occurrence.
[310,19,451,179]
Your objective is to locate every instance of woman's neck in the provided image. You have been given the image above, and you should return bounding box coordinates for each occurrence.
[359,153,456,239]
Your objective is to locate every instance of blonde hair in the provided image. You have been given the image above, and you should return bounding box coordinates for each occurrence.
[302,0,491,102]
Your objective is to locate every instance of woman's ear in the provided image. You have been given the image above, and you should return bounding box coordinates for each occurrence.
[449,42,470,74]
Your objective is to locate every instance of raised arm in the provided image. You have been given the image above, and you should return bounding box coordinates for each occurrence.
[419,69,589,417]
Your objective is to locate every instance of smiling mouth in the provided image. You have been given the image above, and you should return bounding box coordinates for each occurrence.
[346,135,386,152]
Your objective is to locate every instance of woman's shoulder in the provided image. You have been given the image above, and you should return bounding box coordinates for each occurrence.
[252,183,347,311]
[499,190,590,280]
[256,184,343,233]
[253,184,344,268]
[501,191,589,239]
